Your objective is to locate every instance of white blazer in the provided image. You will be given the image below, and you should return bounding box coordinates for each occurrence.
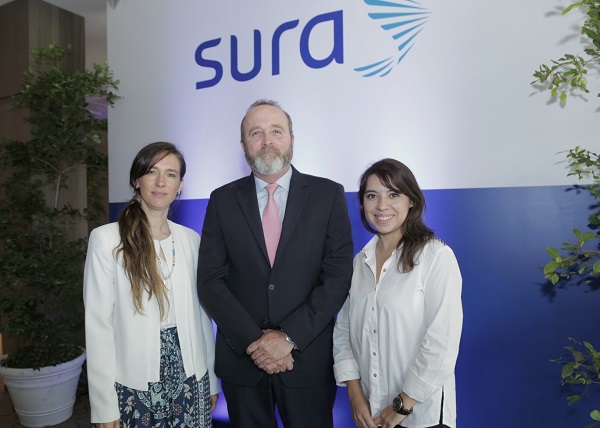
[83,221,219,423]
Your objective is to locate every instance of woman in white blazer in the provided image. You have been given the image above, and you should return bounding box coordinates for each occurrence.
[83,142,219,427]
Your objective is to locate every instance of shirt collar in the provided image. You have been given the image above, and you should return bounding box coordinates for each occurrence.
[253,166,293,193]
[362,235,400,260]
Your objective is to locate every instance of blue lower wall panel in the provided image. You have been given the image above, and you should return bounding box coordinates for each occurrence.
[109,185,600,427]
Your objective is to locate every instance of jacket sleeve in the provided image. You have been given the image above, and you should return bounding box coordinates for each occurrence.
[180,226,221,395]
[402,244,463,402]
[199,303,220,394]
[197,192,264,356]
[332,296,361,385]
[83,227,120,423]
[278,183,354,350]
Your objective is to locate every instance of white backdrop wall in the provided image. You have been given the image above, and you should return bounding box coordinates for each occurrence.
[107,0,596,203]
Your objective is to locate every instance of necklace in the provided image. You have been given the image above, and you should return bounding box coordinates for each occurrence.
[157,228,175,285]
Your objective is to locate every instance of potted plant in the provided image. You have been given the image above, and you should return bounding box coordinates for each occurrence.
[0,42,118,427]
[531,1,600,426]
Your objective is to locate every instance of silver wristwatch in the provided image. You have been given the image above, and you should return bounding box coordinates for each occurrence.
[285,334,298,350]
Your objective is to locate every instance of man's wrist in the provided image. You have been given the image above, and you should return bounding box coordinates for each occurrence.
[284,333,298,350]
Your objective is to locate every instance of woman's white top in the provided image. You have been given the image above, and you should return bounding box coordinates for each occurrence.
[83,221,219,423]
[333,236,463,427]
[155,236,176,329]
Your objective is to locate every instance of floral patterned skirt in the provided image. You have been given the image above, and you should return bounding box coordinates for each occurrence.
[115,327,212,427]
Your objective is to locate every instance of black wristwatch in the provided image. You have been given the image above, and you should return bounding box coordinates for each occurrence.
[392,394,413,416]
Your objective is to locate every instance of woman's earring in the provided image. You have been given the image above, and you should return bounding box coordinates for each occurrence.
[176,191,181,196]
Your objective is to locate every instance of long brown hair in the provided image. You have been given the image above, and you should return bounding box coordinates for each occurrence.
[358,158,434,272]
[115,142,186,318]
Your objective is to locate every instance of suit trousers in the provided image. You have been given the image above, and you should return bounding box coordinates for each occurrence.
[222,373,337,428]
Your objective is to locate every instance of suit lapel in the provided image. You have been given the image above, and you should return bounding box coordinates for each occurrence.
[234,174,270,263]
[276,167,309,263]
[235,168,310,268]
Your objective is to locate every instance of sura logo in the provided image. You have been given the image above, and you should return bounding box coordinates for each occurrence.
[194,1,429,90]
[195,10,343,90]
[355,0,431,77]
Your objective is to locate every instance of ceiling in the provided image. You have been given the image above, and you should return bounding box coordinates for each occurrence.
[0,0,108,68]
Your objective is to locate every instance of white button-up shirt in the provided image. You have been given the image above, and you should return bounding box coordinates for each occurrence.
[333,236,463,427]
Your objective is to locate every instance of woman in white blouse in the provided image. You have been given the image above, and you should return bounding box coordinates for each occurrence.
[84,142,219,427]
[333,158,462,428]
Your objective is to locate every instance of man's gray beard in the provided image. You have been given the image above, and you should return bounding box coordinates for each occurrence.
[245,146,293,176]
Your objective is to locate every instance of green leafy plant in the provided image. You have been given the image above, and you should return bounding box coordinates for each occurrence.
[532,0,600,105]
[542,148,599,425]
[541,149,600,426]
[0,43,119,369]
[532,2,600,424]
[552,338,600,427]
[543,147,600,286]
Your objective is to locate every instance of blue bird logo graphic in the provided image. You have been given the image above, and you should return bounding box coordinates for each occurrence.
[355,0,431,77]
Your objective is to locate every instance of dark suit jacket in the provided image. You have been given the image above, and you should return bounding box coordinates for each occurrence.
[198,166,353,388]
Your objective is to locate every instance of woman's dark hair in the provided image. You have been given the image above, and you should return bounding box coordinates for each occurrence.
[128,141,186,188]
[116,142,185,318]
[358,158,434,272]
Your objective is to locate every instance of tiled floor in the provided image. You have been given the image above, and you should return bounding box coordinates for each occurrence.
[0,377,92,428]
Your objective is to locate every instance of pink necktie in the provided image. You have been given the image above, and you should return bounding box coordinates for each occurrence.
[262,183,281,266]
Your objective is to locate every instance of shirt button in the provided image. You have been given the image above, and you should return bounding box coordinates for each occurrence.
[373,352,376,356]
[268,284,275,291]
[373,329,377,334]
[262,319,269,326]
[373,374,377,378]
[383,269,386,272]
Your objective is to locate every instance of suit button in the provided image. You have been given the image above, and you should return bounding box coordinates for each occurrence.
[268,284,275,291]
[262,319,269,326]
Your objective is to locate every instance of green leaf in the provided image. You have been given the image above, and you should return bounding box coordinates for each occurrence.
[546,247,561,258]
[580,231,597,243]
[562,363,575,378]
[544,261,559,275]
[591,410,600,421]
[583,341,597,354]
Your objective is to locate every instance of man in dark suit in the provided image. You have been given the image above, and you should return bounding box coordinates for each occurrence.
[198,99,353,428]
